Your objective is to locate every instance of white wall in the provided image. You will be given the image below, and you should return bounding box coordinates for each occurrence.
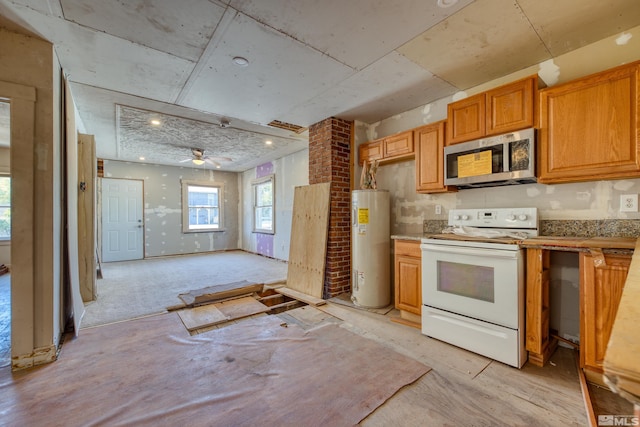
[103,160,240,257]
[241,149,309,261]
[356,25,640,236]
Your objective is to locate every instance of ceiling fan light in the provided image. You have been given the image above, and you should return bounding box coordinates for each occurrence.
[192,158,205,165]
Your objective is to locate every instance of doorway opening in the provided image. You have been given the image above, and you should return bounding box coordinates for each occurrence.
[0,99,11,368]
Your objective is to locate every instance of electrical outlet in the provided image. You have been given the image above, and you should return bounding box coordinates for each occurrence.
[620,194,638,212]
[435,204,442,215]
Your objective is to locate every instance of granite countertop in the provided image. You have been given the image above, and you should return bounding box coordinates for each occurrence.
[391,234,424,242]
[521,236,637,251]
[391,234,638,252]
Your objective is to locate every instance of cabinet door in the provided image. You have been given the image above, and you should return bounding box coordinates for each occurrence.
[446,93,485,144]
[394,240,422,315]
[539,63,640,184]
[415,121,456,193]
[395,255,421,315]
[358,140,382,165]
[383,131,414,159]
[486,76,535,136]
[580,252,631,372]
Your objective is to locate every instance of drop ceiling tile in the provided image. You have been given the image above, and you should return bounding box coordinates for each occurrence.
[282,51,457,125]
[5,0,64,17]
[6,4,194,103]
[177,11,354,126]
[59,0,225,61]
[229,0,474,70]
[398,0,551,89]
[518,0,640,56]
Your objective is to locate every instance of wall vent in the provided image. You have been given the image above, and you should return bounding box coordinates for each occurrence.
[267,120,307,134]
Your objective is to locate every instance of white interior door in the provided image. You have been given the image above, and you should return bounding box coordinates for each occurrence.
[101,178,143,262]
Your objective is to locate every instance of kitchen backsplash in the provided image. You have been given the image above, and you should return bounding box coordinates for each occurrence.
[423,219,640,238]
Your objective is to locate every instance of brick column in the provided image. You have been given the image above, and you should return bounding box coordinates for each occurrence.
[308,117,352,298]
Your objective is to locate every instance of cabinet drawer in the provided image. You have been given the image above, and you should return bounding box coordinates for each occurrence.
[395,240,421,258]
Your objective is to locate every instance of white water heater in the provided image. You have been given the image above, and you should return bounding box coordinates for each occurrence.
[351,190,390,308]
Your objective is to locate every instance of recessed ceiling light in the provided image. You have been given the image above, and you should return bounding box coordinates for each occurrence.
[437,0,458,7]
[265,140,273,145]
[216,165,221,169]
[139,156,145,161]
[232,56,249,67]
[150,119,161,126]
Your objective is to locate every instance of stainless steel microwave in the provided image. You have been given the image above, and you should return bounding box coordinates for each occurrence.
[444,128,536,189]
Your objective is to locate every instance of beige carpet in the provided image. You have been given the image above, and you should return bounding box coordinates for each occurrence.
[82,251,287,328]
[1,313,430,426]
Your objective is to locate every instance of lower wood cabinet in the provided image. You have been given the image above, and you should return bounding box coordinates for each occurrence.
[580,252,631,372]
[526,248,631,372]
[394,240,422,325]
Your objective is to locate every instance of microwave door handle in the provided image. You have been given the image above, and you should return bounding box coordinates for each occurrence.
[504,141,510,172]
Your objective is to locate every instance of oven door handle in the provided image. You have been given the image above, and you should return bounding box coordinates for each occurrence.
[420,243,520,259]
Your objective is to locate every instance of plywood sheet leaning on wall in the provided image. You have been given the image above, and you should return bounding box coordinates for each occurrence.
[286,183,331,299]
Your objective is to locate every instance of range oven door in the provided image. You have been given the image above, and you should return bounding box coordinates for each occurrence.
[420,240,524,329]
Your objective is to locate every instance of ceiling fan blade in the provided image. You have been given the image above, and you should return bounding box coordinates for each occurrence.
[207,156,232,162]
[204,158,221,168]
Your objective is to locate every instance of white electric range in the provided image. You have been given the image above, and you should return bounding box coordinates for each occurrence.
[420,207,539,368]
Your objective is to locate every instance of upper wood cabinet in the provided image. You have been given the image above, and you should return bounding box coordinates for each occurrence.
[580,252,631,373]
[538,62,640,184]
[486,77,535,136]
[447,76,538,145]
[447,93,485,144]
[415,121,456,194]
[359,130,413,165]
[358,140,382,164]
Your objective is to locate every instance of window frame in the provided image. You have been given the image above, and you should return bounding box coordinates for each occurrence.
[181,180,225,233]
[252,174,275,234]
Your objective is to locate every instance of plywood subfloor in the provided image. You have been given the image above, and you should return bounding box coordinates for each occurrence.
[176,303,228,331]
[0,311,429,426]
[286,183,331,299]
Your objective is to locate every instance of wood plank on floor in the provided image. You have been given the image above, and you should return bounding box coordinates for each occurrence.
[215,296,270,320]
[177,304,229,331]
[275,286,326,306]
[178,280,263,306]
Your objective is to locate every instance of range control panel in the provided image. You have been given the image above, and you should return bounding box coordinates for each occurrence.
[448,207,539,231]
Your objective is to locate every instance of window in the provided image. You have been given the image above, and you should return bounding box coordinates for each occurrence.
[0,176,9,241]
[252,175,274,233]
[181,180,224,232]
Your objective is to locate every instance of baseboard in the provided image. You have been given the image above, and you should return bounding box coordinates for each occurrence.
[11,344,57,371]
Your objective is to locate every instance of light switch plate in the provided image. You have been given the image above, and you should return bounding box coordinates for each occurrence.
[620,194,638,212]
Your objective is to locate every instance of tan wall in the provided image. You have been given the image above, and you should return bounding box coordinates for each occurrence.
[0,26,62,366]
[356,24,640,236]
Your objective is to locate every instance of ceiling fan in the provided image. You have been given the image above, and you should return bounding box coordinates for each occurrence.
[179,148,231,168]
